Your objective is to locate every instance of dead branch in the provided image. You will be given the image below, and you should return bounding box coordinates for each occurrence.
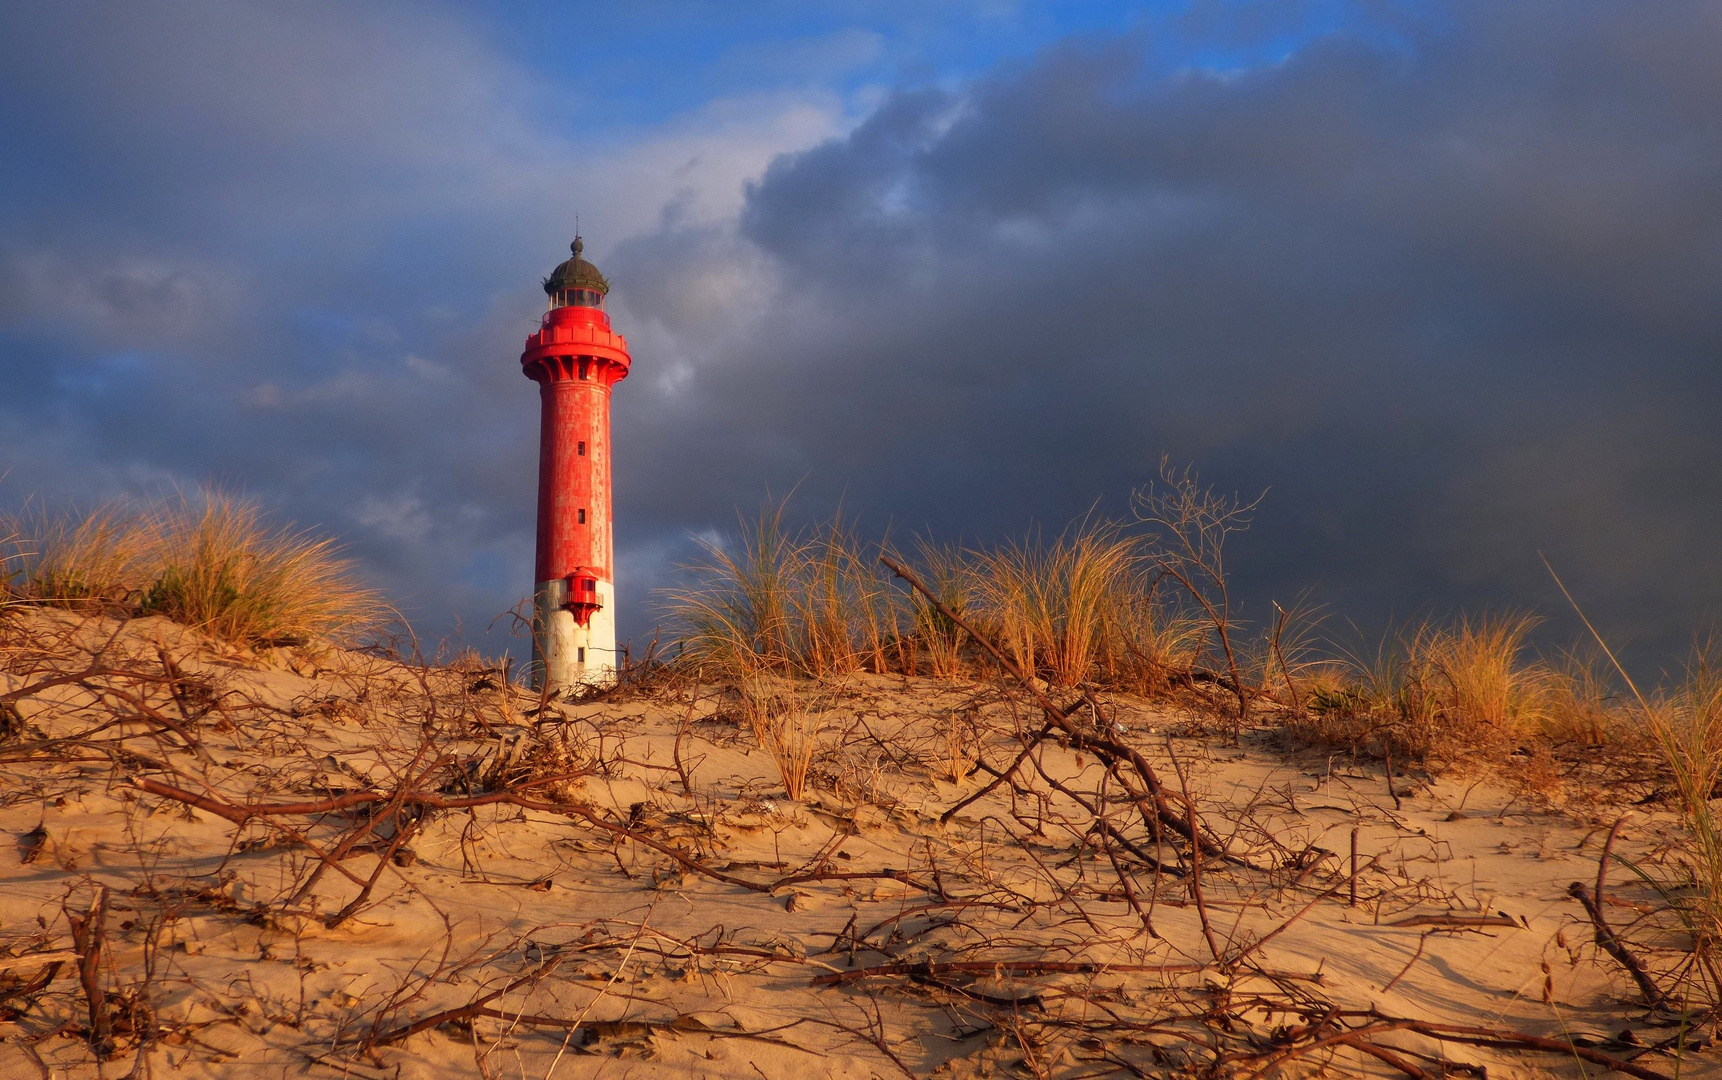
[810,959,1323,986]
[366,957,562,1048]
[1566,881,1668,1010]
[65,884,111,1054]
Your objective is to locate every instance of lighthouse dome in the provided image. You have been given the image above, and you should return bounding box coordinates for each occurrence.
[543,237,609,308]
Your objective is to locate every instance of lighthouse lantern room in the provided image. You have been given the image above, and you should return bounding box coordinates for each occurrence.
[521,237,630,690]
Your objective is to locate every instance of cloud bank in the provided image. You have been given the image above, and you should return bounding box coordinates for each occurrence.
[609,1,1722,666]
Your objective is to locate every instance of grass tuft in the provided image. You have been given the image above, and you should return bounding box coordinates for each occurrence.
[895,537,974,678]
[2,501,152,610]
[1645,655,1722,969]
[664,505,1211,692]
[739,674,827,801]
[1297,613,1561,766]
[3,492,385,647]
[975,523,1141,688]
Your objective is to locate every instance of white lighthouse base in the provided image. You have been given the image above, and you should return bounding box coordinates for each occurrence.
[532,579,618,693]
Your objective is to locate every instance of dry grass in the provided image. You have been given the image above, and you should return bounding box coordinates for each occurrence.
[738,674,828,800]
[1097,569,1207,696]
[974,522,1140,687]
[896,537,972,678]
[1298,613,1564,766]
[1246,600,1326,714]
[1640,657,1722,980]
[1,501,153,609]
[1414,612,1556,739]
[667,506,1207,693]
[2,492,385,647]
[665,501,872,680]
[137,494,386,646]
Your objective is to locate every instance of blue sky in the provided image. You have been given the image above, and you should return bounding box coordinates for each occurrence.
[1,1,1717,672]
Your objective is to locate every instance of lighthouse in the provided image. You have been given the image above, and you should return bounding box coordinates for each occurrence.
[522,237,630,690]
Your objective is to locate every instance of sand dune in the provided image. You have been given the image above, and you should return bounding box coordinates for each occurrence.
[0,608,1709,1078]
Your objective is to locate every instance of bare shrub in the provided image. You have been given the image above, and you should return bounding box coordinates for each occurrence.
[1133,460,1264,726]
[479,727,595,803]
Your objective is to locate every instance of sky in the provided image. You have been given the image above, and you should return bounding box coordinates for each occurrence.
[1,1,1718,676]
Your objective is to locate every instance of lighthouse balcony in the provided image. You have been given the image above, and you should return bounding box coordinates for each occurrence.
[566,575,605,628]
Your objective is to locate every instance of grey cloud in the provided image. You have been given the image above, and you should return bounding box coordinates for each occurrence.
[609,1,1722,666]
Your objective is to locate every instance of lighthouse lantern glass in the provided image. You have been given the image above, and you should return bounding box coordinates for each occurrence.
[552,288,604,310]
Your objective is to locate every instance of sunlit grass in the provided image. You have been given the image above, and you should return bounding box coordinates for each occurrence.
[2,501,152,610]
[3,492,386,647]
[975,523,1141,687]
[739,674,827,801]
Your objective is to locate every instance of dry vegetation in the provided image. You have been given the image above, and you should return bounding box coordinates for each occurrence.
[3,493,386,648]
[656,486,1722,1072]
[3,483,1722,1079]
[661,484,1693,785]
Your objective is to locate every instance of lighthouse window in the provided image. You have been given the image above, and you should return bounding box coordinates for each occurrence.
[578,508,587,524]
[577,647,586,663]
[577,441,586,456]
[578,359,590,380]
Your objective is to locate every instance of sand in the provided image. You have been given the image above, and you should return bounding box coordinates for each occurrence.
[0,608,1713,1078]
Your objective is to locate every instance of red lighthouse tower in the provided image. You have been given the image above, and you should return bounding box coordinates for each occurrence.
[522,237,630,689]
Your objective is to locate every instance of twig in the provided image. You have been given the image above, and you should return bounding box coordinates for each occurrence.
[811,960,1321,986]
[0,949,77,974]
[1334,1035,1429,1079]
[367,957,563,1047]
[1349,826,1359,908]
[1167,738,1223,964]
[66,885,111,1054]
[1597,815,1628,914]
[1389,1015,1673,1080]
[1384,914,1518,929]
[1567,881,1667,1010]
[1380,932,1431,993]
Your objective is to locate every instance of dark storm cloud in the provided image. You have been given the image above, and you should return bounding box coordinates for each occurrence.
[611,1,1722,665]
